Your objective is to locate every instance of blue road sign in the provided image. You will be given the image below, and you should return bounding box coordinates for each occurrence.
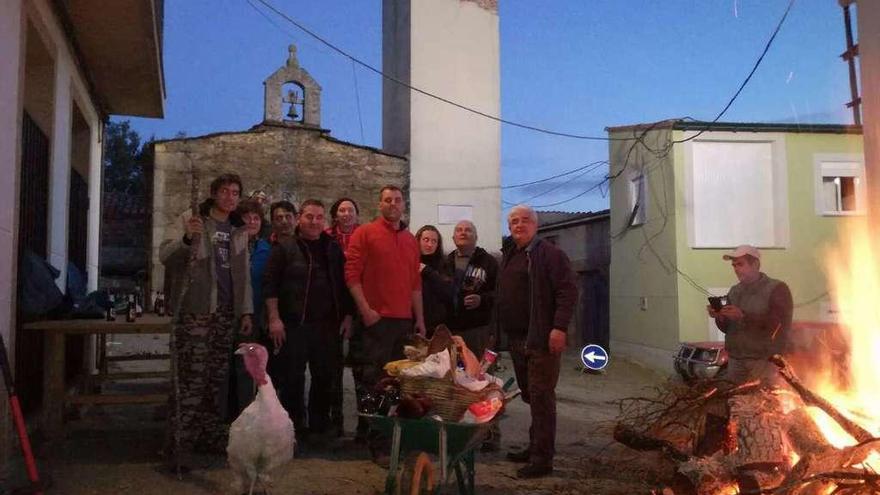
[581,344,609,371]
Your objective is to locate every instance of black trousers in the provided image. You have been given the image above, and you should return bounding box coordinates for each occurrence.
[268,318,341,435]
[361,317,413,390]
[508,336,561,467]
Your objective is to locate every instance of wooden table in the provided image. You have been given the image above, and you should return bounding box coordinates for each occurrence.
[22,315,173,439]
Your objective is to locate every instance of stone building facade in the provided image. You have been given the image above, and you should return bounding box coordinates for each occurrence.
[149,46,408,294]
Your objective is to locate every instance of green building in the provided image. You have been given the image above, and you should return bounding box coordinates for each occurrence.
[607,120,863,372]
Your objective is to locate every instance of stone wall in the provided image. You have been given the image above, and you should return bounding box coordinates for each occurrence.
[149,122,408,292]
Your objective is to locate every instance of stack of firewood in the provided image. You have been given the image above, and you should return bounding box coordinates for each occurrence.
[614,356,880,494]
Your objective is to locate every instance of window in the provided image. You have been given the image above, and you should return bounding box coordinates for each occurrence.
[684,134,789,248]
[544,234,559,246]
[628,173,646,226]
[814,154,865,216]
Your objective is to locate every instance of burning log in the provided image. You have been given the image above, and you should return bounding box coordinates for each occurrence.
[785,406,834,457]
[728,393,791,470]
[615,364,880,495]
[770,355,874,444]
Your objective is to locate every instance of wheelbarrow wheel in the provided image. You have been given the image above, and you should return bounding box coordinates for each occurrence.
[396,451,435,495]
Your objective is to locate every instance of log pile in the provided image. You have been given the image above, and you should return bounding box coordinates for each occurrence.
[614,355,880,494]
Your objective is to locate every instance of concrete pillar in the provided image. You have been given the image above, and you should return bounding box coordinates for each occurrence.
[857,1,880,218]
[382,0,502,249]
[48,56,72,291]
[87,121,101,291]
[0,0,24,340]
[0,0,24,477]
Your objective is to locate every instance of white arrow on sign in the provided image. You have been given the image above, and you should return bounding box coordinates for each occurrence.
[584,351,607,363]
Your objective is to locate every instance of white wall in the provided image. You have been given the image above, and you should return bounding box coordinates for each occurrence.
[383,0,502,249]
[26,0,102,292]
[0,0,25,347]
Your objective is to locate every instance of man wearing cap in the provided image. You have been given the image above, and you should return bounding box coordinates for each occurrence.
[708,245,793,386]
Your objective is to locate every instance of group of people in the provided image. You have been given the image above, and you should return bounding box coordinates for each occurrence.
[160,173,578,479]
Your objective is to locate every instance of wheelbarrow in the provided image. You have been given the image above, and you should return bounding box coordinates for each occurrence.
[361,414,499,495]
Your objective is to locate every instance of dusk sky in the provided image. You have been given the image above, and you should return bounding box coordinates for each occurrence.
[125,0,854,215]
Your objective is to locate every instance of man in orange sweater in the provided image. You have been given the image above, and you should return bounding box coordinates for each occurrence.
[345,186,425,378]
[344,185,425,464]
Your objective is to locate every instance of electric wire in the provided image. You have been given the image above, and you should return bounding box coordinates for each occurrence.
[249,0,638,142]
[351,60,366,144]
[503,160,608,205]
[670,0,797,145]
[503,160,609,189]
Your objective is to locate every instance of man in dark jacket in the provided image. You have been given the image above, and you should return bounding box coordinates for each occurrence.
[263,199,354,440]
[446,220,500,451]
[497,204,577,479]
[708,245,792,387]
[446,220,498,355]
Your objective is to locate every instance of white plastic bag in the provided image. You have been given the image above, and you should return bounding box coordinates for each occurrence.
[399,350,451,378]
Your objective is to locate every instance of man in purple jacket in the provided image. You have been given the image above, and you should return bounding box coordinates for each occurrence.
[497,204,577,479]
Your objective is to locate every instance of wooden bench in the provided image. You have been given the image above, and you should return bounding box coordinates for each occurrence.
[22,315,172,439]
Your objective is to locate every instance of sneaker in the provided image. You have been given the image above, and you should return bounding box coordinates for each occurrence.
[516,463,552,478]
[506,449,530,463]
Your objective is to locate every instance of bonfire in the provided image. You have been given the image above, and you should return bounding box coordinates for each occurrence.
[614,219,880,494]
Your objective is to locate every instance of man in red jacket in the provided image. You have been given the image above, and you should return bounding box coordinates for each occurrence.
[344,185,425,464]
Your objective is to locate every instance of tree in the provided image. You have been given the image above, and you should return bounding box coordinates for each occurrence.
[103,120,149,196]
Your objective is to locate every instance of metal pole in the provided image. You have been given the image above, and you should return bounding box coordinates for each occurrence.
[841,1,862,125]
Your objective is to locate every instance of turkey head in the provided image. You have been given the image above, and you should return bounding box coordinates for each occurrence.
[236,342,269,386]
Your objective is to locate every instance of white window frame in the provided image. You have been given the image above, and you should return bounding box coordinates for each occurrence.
[628,171,647,226]
[683,132,790,249]
[813,153,866,216]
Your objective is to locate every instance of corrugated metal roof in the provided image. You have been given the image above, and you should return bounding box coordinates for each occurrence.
[605,119,862,135]
[538,209,609,230]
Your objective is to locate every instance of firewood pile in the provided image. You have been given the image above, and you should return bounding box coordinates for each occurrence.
[613,355,880,494]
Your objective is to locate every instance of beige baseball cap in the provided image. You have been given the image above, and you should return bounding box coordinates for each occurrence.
[723,244,761,261]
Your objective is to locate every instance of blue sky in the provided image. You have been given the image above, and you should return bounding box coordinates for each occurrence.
[127,0,854,214]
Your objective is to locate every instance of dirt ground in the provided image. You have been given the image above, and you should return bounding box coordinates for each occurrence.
[8,346,675,495]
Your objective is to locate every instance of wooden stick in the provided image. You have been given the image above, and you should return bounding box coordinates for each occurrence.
[170,157,200,478]
[770,354,874,443]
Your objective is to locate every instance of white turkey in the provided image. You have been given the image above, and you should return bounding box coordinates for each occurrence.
[227,343,295,495]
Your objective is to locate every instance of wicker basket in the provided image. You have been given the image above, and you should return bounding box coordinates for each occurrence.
[397,345,499,421]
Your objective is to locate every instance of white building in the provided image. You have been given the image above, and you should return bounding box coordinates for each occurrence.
[382,0,502,249]
[0,0,164,461]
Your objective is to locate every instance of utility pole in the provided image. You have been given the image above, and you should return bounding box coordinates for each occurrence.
[840,0,861,125]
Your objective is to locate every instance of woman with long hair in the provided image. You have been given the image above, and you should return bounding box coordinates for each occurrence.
[415,225,453,337]
[231,199,270,416]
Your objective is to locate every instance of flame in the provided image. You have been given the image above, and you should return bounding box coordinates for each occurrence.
[802,217,880,473]
[819,218,880,437]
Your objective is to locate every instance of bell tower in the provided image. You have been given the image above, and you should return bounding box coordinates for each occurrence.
[382,0,501,249]
[263,44,322,127]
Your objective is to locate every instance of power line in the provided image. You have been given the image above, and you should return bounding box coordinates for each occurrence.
[351,60,366,144]
[530,177,610,208]
[606,0,796,242]
[504,160,608,205]
[249,0,794,149]
[503,160,608,189]
[671,0,796,145]
[249,0,638,142]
